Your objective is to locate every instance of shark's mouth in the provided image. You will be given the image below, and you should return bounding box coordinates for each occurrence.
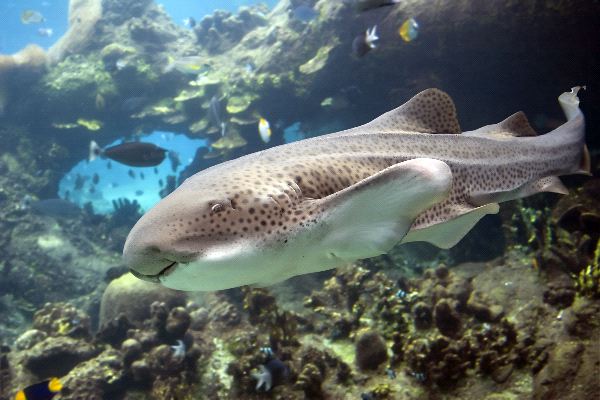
[129,261,177,283]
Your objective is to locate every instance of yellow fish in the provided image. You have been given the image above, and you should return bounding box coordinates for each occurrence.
[258,118,271,143]
[399,17,419,42]
[76,119,102,131]
[15,377,62,400]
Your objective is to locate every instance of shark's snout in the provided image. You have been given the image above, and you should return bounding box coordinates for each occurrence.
[122,193,203,279]
[123,231,180,276]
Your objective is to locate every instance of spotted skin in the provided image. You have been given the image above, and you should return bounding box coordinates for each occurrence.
[124,88,586,290]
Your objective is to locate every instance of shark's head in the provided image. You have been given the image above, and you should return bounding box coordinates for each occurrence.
[123,169,306,291]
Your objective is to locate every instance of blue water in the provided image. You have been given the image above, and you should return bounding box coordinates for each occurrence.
[0,0,278,54]
[58,132,207,214]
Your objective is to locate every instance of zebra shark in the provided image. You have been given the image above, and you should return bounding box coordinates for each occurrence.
[123,87,588,291]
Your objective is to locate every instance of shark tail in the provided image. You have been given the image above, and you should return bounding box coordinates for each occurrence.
[552,86,589,175]
[89,140,102,162]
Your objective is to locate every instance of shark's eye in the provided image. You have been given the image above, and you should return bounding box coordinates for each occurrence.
[211,203,225,214]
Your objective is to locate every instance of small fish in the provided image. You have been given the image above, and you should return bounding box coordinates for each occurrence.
[95,93,105,110]
[128,169,136,179]
[183,17,196,28]
[252,358,290,392]
[92,173,100,185]
[356,0,400,12]
[107,161,112,170]
[77,119,102,131]
[171,339,186,360]
[258,118,272,143]
[115,59,129,70]
[260,347,274,357]
[168,151,180,172]
[410,371,426,382]
[51,122,78,129]
[154,167,159,174]
[385,368,397,379]
[89,141,167,167]
[399,17,419,42]
[244,62,255,74]
[291,4,318,22]
[15,377,62,400]
[74,174,86,191]
[18,195,33,211]
[320,95,350,110]
[89,186,96,194]
[209,95,225,134]
[158,179,164,186]
[140,172,145,180]
[135,190,144,196]
[352,25,378,57]
[21,10,45,24]
[164,56,210,75]
[36,28,53,37]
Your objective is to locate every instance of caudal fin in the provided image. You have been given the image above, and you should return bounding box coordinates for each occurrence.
[89,140,102,162]
[558,86,590,175]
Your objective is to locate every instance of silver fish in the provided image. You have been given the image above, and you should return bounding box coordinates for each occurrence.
[124,88,588,291]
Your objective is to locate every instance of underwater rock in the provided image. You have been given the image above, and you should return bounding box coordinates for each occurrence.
[543,280,576,309]
[130,359,151,383]
[189,307,210,331]
[99,273,187,329]
[207,297,241,327]
[100,42,137,68]
[0,45,48,115]
[58,348,124,400]
[0,346,10,400]
[299,43,337,75]
[295,362,324,399]
[194,6,267,54]
[120,338,142,365]
[466,293,504,322]
[532,341,598,400]
[165,306,191,339]
[563,297,600,337]
[433,299,462,337]
[102,0,153,24]
[14,329,47,351]
[48,0,103,63]
[23,336,98,377]
[128,16,177,45]
[32,302,91,339]
[355,330,388,370]
[96,314,134,348]
[412,302,433,329]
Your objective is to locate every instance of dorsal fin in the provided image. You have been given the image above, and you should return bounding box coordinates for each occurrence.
[498,111,538,137]
[363,88,461,134]
[463,111,538,139]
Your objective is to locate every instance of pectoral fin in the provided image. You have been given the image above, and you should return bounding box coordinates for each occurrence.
[312,158,452,261]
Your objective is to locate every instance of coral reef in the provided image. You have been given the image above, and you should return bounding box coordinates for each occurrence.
[355,330,388,370]
[47,0,103,63]
[5,286,206,400]
[99,273,187,329]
